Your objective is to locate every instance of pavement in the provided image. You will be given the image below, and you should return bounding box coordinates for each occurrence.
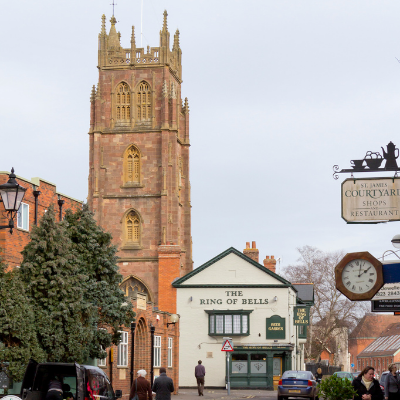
[174,389,278,400]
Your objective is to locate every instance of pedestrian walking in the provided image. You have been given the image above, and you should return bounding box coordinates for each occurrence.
[195,360,206,396]
[130,370,152,400]
[385,364,400,400]
[352,366,383,400]
[152,368,174,400]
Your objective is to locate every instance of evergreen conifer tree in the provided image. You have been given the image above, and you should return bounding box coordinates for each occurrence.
[0,256,44,381]
[20,206,93,363]
[64,205,135,359]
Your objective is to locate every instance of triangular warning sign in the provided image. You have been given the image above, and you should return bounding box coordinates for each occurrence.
[221,339,234,351]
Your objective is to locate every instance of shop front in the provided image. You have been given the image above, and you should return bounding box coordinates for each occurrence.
[230,345,293,389]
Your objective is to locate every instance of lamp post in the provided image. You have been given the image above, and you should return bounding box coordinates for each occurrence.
[130,321,136,387]
[0,168,27,234]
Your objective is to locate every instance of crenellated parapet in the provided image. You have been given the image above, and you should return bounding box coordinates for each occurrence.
[98,10,182,80]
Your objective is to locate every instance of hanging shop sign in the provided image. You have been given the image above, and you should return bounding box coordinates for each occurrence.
[293,306,310,325]
[341,177,400,223]
[371,299,400,312]
[266,315,285,339]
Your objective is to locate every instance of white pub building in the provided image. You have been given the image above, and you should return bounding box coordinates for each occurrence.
[174,244,313,389]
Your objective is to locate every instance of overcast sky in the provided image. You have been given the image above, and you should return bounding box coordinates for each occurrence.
[2,0,400,271]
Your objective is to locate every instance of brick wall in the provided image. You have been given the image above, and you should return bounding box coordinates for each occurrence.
[0,172,82,268]
[99,299,180,397]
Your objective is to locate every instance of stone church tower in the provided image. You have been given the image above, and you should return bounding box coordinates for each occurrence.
[88,11,192,314]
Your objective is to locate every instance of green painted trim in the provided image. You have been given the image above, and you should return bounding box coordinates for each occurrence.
[298,325,307,339]
[172,247,294,287]
[204,309,254,315]
[173,284,293,289]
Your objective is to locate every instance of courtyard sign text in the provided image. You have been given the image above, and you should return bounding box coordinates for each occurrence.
[342,178,400,223]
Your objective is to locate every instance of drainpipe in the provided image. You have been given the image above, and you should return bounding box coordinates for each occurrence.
[150,326,155,386]
[57,195,65,221]
[33,187,41,225]
[130,322,136,387]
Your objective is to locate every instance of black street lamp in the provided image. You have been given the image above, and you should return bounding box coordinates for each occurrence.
[0,168,27,234]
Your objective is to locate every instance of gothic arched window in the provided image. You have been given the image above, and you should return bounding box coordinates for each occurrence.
[116,82,131,121]
[137,81,151,121]
[124,145,141,185]
[124,210,141,247]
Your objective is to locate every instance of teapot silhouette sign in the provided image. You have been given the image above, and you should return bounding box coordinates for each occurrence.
[381,141,399,170]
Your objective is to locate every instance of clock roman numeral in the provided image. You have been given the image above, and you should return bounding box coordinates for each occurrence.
[352,285,356,290]
[346,281,351,287]
[369,279,374,283]
[370,272,375,276]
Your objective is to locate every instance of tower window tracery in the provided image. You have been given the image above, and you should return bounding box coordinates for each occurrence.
[137,81,151,121]
[125,145,140,184]
[124,210,141,246]
[116,82,131,121]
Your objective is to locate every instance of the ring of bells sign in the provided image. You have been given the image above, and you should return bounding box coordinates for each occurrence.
[341,177,400,223]
[294,306,310,325]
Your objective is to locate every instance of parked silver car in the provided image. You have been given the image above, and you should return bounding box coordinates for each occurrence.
[277,370,319,400]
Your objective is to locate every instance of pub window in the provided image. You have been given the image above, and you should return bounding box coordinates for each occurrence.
[206,310,252,336]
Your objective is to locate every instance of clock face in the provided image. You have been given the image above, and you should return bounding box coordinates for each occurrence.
[341,259,377,294]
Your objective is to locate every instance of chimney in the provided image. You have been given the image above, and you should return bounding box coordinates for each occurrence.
[243,241,259,263]
[263,255,277,273]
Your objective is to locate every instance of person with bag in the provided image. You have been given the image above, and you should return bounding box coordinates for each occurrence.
[130,370,152,400]
[385,364,400,400]
[352,366,384,400]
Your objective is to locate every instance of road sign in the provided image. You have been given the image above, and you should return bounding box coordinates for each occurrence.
[221,339,234,351]
[351,363,355,368]
[371,299,400,312]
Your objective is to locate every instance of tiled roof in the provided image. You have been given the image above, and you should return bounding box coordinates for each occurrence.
[358,323,400,357]
[350,314,400,339]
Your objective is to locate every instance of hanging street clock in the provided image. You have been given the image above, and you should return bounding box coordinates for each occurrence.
[335,252,384,301]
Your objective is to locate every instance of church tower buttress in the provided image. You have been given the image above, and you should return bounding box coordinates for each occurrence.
[88,11,192,311]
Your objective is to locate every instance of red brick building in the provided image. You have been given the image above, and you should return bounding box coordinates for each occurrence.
[0,170,83,268]
[357,323,400,375]
[87,11,191,394]
[349,314,399,372]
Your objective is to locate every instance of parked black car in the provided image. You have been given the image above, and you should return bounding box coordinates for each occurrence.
[20,360,122,400]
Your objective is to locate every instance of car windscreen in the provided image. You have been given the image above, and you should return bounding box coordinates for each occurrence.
[282,371,311,380]
[336,373,350,378]
[85,369,114,400]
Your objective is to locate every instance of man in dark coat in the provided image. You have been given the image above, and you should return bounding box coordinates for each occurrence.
[152,367,174,400]
[195,360,206,396]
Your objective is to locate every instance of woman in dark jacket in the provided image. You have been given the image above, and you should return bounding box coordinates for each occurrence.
[130,370,152,400]
[385,364,400,400]
[352,366,384,400]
